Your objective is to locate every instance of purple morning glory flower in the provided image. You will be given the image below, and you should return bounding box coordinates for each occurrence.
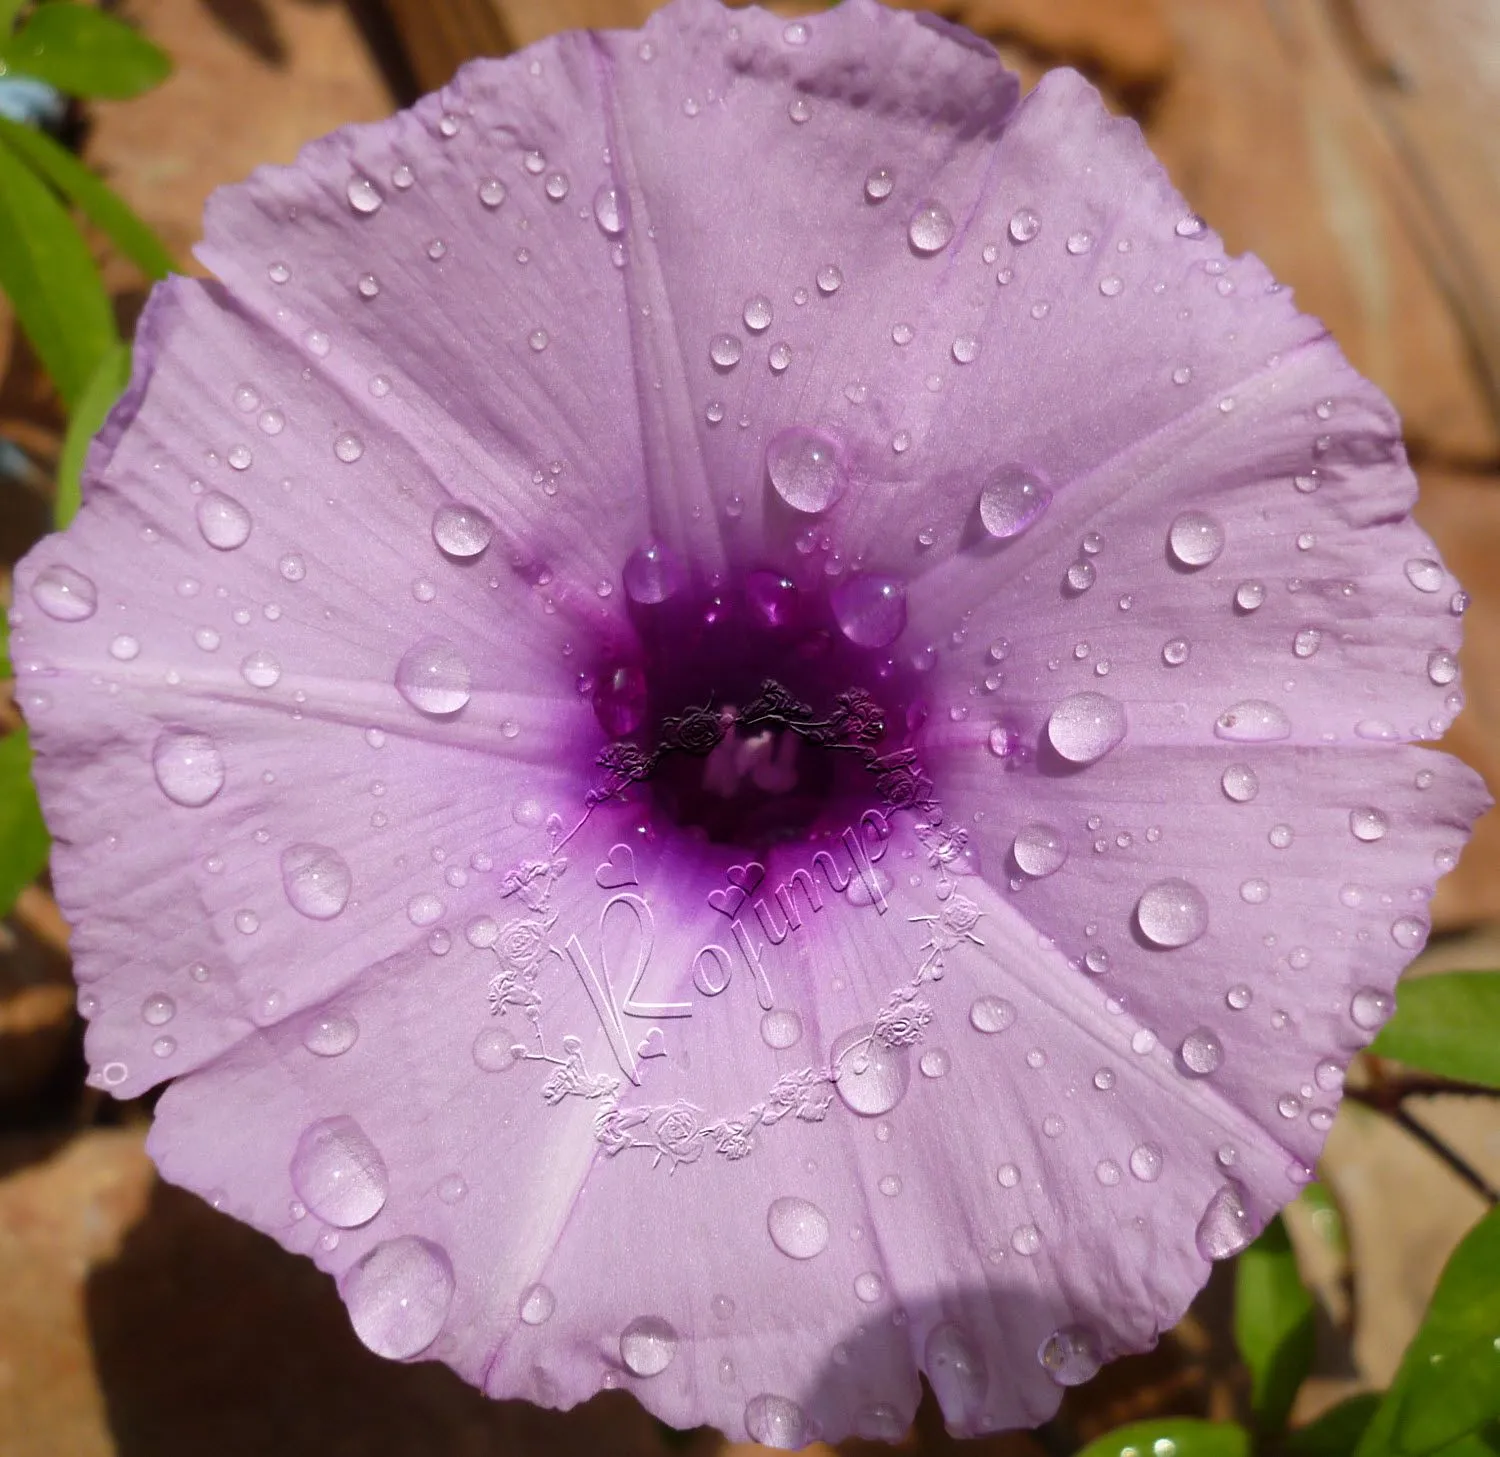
[9,0,1488,1444]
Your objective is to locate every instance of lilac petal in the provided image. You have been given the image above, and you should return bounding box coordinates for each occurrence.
[9,0,1490,1444]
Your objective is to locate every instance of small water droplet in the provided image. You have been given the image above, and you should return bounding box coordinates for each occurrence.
[1180,1027,1223,1075]
[334,433,364,463]
[1065,230,1093,255]
[196,491,252,550]
[969,995,1015,1034]
[620,1315,678,1376]
[623,543,687,604]
[1235,580,1266,611]
[864,166,893,201]
[303,1011,359,1057]
[816,264,843,295]
[766,427,846,514]
[1195,1182,1253,1259]
[240,649,281,688]
[1012,823,1065,877]
[745,1394,808,1449]
[760,1008,803,1048]
[1404,558,1443,592]
[1216,700,1291,742]
[432,503,493,559]
[1349,807,1389,842]
[710,333,743,369]
[1129,1143,1163,1181]
[280,843,353,919]
[1038,1326,1102,1386]
[830,573,906,648]
[1009,207,1040,243]
[1168,510,1224,567]
[979,465,1050,539]
[1221,764,1258,802]
[152,729,225,806]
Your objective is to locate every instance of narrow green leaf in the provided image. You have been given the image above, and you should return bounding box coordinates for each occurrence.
[1431,1426,1500,1457]
[1075,1420,1251,1457]
[1369,972,1500,1089]
[55,337,128,526]
[0,728,50,915]
[0,115,173,279]
[0,3,170,99]
[1235,1213,1317,1434]
[0,133,116,408]
[1355,1207,1500,1456]
[1287,1394,1380,1456]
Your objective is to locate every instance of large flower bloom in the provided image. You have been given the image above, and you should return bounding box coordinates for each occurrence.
[9,0,1487,1444]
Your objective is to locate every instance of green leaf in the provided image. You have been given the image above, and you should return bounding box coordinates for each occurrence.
[0,132,116,408]
[0,728,50,915]
[0,115,173,279]
[1235,1213,1317,1434]
[54,336,128,526]
[1355,1207,1500,1456]
[1287,1394,1380,1456]
[0,3,170,99]
[0,0,27,38]
[1075,1420,1251,1457]
[1369,972,1500,1089]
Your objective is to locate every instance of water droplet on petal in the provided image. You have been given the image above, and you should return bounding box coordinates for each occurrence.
[925,1322,986,1425]
[1349,807,1388,842]
[1180,1027,1223,1075]
[1168,510,1224,568]
[760,1008,802,1048]
[240,649,281,688]
[1129,1143,1163,1181]
[832,1025,909,1115]
[303,1011,359,1057]
[1009,207,1040,243]
[280,843,353,919]
[1038,1326,1102,1387]
[1235,580,1266,611]
[196,491,253,550]
[1047,692,1126,764]
[152,729,225,806]
[908,201,955,254]
[1404,558,1443,592]
[816,264,843,295]
[396,638,472,715]
[830,574,906,648]
[591,182,625,235]
[1136,878,1209,948]
[1196,1182,1253,1259]
[429,503,493,560]
[1216,700,1291,742]
[742,294,773,332]
[620,1315,678,1376]
[767,1196,829,1258]
[1350,986,1393,1030]
[520,1283,555,1324]
[1391,915,1427,951]
[1065,230,1093,255]
[31,563,98,621]
[343,1236,453,1358]
[623,543,687,605]
[710,333,742,369]
[979,465,1050,539]
[864,166,893,202]
[744,1394,808,1449]
[1427,649,1458,685]
[1012,822,1066,877]
[347,175,383,213]
[1221,764,1258,802]
[969,995,1015,1034]
[291,1116,388,1226]
[766,427,846,514]
[334,432,364,463]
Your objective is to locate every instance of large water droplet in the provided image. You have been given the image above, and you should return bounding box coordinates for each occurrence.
[1136,878,1209,948]
[710,334,743,369]
[1350,986,1393,1029]
[1047,692,1126,764]
[864,166,893,202]
[979,466,1050,539]
[396,638,471,715]
[343,1236,454,1358]
[1013,822,1066,877]
[767,1196,829,1258]
[303,1011,359,1057]
[291,1116,388,1226]
[744,1395,807,1449]
[593,183,625,236]
[969,995,1016,1034]
[766,426,847,514]
[1215,700,1291,742]
[31,564,98,620]
[1180,1027,1223,1075]
[1130,1143,1164,1181]
[832,1025,909,1115]
[1008,207,1040,243]
[743,294,773,332]
[347,175,383,213]
[1195,1182,1253,1259]
[1168,510,1224,568]
[196,491,253,550]
[1349,807,1389,842]
[1404,558,1443,592]
[151,729,225,806]
[925,1322,986,1425]
[1221,764,1258,802]
[280,843,353,919]
[830,574,906,648]
[623,543,687,605]
[432,504,493,559]
[240,649,281,688]
[620,1315,678,1376]
[908,201,955,254]
[760,1008,803,1048]
[1038,1326,1102,1387]
[519,1283,555,1324]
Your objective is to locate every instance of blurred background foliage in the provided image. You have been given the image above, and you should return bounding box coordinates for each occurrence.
[0,3,1497,1456]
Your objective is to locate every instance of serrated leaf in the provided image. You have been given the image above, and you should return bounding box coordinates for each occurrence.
[1075,1419,1251,1457]
[55,337,128,526]
[1235,1213,1317,1434]
[0,728,50,915]
[1370,972,1500,1089]
[0,131,116,408]
[0,115,173,279]
[1355,1207,1500,1456]
[0,3,170,99]
[1287,1394,1380,1456]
